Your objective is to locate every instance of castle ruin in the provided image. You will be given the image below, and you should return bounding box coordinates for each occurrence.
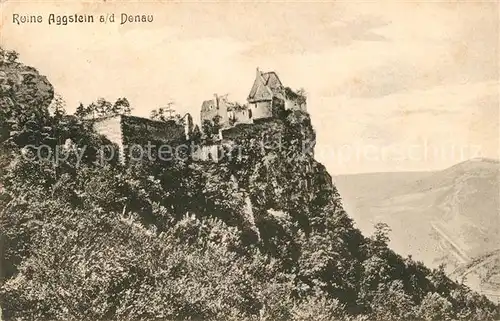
[91,68,306,163]
[200,68,307,129]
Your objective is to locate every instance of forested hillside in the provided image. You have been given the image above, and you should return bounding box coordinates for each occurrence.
[335,159,500,302]
[0,48,498,321]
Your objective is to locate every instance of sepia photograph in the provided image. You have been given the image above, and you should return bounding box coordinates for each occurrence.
[0,1,499,320]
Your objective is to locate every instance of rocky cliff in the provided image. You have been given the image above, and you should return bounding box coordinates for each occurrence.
[216,111,339,233]
[0,51,54,139]
[0,49,54,186]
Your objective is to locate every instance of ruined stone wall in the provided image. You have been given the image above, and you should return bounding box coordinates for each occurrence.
[201,100,229,128]
[248,101,273,120]
[92,115,124,160]
[217,101,229,126]
[121,116,187,162]
[201,105,219,125]
[121,116,186,145]
[228,108,253,126]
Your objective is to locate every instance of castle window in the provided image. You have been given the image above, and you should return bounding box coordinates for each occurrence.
[248,109,252,119]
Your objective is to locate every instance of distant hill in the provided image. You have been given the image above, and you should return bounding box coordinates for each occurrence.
[2,48,498,320]
[334,158,500,301]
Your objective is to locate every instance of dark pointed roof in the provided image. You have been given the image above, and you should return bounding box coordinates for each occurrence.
[248,69,285,102]
[261,71,283,95]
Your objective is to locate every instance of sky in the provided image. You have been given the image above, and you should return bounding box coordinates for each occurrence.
[1,1,499,174]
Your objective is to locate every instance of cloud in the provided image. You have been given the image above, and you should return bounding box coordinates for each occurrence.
[318,2,499,98]
[140,3,390,57]
[313,81,498,172]
[392,108,456,117]
[239,14,388,56]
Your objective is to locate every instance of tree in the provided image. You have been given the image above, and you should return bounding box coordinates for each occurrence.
[228,114,237,127]
[371,222,391,250]
[4,47,500,321]
[201,115,222,143]
[48,94,66,121]
[75,103,86,118]
[212,115,222,133]
[296,88,307,97]
[370,280,416,321]
[95,98,112,117]
[418,292,453,321]
[290,294,342,321]
[0,48,19,65]
[112,97,132,115]
[150,102,177,122]
[191,125,202,143]
[202,119,213,136]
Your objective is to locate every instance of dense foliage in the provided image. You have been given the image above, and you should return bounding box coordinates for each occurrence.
[0,48,499,320]
[75,98,132,119]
